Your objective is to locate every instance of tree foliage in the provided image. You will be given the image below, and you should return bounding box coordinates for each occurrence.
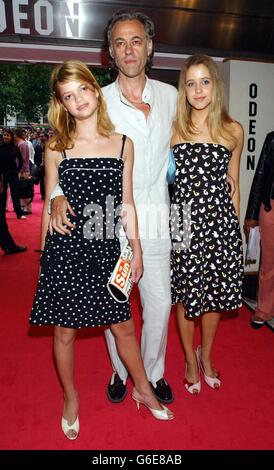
[0,65,23,123]
[0,63,113,125]
[19,65,52,122]
[0,64,52,125]
[92,67,114,88]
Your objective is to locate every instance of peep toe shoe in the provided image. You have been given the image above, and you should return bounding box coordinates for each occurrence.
[61,415,80,440]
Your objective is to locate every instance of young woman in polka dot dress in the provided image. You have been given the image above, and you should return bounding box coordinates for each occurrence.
[171,54,244,395]
[30,60,174,440]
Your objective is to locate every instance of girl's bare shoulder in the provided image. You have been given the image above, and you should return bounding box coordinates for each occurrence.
[45,142,63,166]
[111,132,133,149]
[45,143,59,157]
[171,129,182,147]
[228,121,244,140]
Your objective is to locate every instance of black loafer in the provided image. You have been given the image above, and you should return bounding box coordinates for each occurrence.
[107,372,127,403]
[150,378,174,404]
[5,245,27,255]
[251,317,274,332]
[250,319,265,329]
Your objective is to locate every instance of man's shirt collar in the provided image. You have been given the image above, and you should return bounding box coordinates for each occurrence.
[115,76,153,106]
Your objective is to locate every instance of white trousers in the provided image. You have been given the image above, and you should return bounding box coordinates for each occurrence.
[104,239,171,386]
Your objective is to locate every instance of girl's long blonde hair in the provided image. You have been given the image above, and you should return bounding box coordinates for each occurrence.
[173,54,235,145]
[48,60,114,152]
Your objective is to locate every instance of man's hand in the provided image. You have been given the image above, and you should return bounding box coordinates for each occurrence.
[243,218,259,244]
[49,195,76,235]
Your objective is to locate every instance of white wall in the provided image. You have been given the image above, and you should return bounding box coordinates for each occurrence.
[226,60,274,272]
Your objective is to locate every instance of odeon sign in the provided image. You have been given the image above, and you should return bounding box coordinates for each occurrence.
[0,0,95,39]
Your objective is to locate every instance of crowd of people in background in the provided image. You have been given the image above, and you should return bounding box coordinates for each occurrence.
[0,126,54,255]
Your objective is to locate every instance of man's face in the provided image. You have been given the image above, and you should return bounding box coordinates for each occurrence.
[109,20,152,79]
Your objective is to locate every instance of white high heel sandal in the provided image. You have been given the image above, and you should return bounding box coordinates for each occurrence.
[61,416,80,440]
[196,345,221,389]
[132,395,174,420]
[184,350,201,395]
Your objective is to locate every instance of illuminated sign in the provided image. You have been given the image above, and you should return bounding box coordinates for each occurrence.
[0,0,104,39]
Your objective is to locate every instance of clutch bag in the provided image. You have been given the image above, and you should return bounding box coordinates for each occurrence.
[107,241,134,303]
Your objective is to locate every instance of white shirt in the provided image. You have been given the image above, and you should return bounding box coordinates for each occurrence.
[103,78,177,243]
[26,139,35,163]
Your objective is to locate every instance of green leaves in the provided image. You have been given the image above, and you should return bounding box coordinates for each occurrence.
[19,65,52,122]
[0,64,113,125]
[0,64,51,124]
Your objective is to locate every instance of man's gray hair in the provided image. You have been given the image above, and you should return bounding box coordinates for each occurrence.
[105,10,155,45]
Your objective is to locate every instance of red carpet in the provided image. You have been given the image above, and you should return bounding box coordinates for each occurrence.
[0,188,274,450]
